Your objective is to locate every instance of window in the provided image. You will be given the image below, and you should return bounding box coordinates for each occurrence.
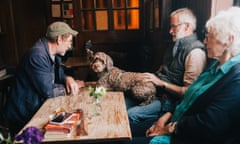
[148,0,160,30]
[79,0,141,31]
[50,0,74,27]
[49,0,162,32]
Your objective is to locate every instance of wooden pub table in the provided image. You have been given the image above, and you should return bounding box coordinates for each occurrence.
[17,86,132,143]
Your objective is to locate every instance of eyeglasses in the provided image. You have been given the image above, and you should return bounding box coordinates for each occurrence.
[203,30,222,44]
[204,30,214,42]
[170,23,184,29]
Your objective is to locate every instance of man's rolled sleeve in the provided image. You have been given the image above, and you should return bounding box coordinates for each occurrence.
[183,48,206,93]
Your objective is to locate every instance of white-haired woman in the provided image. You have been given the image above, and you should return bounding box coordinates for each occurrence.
[142,6,240,144]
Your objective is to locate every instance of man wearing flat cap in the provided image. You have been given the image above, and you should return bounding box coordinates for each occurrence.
[0,21,85,136]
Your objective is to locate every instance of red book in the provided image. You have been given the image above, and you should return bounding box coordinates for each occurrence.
[44,112,81,137]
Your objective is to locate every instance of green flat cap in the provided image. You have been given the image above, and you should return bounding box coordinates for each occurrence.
[46,21,78,38]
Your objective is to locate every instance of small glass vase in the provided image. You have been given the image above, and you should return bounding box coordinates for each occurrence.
[92,97,102,116]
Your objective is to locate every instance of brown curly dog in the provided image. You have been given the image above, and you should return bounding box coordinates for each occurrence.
[88,51,156,105]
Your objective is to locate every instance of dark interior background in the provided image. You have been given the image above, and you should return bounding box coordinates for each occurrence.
[0,0,237,80]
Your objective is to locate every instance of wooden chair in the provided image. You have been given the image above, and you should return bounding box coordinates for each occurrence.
[0,66,15,110]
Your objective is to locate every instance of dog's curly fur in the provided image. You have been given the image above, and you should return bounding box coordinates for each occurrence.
[88,51,156,105]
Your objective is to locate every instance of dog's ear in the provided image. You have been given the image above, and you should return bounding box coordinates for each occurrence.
[105,54,114,71]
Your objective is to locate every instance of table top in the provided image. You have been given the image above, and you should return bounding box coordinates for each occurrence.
[63,57,90,68]
[18,87,132,143]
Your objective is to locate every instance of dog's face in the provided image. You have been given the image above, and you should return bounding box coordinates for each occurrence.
[91,58,106,73]
[90,52,113,73]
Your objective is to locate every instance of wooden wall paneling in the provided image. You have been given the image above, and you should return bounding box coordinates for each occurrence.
[72,0,81,58]
[0,0,47,66]
[153,0,172,71]
[145,31,167,72]
[139,0,172,72]
[12,0,47,61]
[139,0,153,72]
[0,0,18,66]
[0,33,6,66]
[185,0,212,40]
[160,0,172,39]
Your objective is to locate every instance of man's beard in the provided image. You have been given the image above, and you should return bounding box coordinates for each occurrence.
[172,27,185,42]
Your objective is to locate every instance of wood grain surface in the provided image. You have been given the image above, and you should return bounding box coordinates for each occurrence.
[18,87,132,143]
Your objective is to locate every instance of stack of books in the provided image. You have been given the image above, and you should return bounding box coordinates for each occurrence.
[44,112,81,138]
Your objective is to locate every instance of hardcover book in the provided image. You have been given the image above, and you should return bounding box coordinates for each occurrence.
[44,112,81,138]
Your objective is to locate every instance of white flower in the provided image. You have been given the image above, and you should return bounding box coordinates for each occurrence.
[88,86,106,99]
[95,86,106,95]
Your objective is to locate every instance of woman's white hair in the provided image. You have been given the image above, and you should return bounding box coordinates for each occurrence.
[171,8,197,31]
[206,7,240,55]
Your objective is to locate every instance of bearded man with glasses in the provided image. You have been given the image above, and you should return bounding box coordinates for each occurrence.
[127,8,207,137]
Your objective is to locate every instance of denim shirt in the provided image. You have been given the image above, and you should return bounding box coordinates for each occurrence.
[2,37,66,134]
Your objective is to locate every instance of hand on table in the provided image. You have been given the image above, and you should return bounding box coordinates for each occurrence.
[75,80,85,88]
[65,76,79,96]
